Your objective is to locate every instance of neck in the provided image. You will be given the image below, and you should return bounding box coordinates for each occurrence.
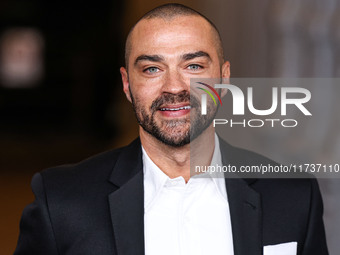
[140,126,216,182]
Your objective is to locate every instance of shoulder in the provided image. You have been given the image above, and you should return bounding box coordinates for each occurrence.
[35,138,141,196]
[219,137,321,198]
[40,146,123,185]
[253,177,320,201]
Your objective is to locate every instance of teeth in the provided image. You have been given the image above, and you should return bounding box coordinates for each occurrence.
[160,106,191,111]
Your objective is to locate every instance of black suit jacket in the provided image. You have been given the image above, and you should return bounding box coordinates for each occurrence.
[14,138,328,255]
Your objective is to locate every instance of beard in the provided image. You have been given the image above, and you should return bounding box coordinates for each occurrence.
[129,87,217,147]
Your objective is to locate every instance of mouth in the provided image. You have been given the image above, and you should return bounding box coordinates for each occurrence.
[159,105,191,111]
[158,104,191,118]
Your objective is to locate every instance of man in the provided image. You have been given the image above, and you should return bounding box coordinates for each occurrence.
[15,3,328,255]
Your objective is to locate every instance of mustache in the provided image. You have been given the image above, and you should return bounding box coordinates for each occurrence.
[150,91,200,111]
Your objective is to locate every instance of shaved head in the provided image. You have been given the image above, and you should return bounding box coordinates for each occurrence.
[124,3,224,68]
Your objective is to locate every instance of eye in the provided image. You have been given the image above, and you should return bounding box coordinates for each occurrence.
[187,64,203,71]
[144,67,160,74]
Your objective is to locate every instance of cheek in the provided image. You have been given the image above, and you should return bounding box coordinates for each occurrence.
[130,82,160,106]
[130,74,163,97]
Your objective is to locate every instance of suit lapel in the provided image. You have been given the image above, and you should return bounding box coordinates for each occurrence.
[225,178,262,255]
[108,138,145,255]
[220,139,263,255]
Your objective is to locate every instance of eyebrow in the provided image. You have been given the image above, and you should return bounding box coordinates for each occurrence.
[181,51,211,61]
[134,55,164,66]
[133,51,211,66]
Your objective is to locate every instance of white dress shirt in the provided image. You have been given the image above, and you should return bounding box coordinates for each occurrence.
[143,134,234,255]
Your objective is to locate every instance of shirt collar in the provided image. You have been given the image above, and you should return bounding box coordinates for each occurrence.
[142,134,227,209]
[209,134,228,201]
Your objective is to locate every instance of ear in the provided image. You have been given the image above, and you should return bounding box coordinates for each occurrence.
[221,61,231,97]
[120,67,132,103]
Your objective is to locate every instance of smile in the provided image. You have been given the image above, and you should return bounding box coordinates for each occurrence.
[160,106,191,111]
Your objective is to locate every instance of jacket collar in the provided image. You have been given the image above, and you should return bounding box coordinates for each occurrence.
[219,138,258,185]
[220,138,262,255]
[108,137,143,187]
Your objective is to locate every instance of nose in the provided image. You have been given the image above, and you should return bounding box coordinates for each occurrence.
[161,69,189,94]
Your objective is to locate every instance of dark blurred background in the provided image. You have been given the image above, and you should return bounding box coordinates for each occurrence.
[1,0,339,254]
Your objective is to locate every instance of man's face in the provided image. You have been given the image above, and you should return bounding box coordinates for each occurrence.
[121,15,230,147]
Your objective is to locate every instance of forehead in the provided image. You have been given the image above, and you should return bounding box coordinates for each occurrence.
[129,16,217,63]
